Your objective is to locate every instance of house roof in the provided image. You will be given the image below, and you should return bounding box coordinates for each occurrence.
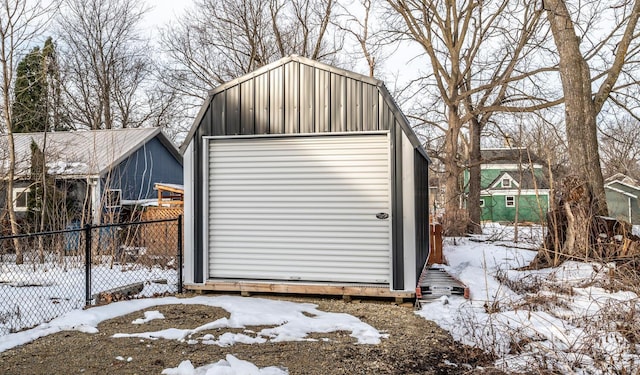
[179,55,429,161]
[0,128,181,178]
[486,170,550,190]
[480,148,544,165]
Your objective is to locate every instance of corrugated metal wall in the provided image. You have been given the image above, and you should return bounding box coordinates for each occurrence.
[414,149,431,283]
[205,63,386,136]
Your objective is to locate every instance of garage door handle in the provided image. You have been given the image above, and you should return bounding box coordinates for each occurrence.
[376,212,389,220]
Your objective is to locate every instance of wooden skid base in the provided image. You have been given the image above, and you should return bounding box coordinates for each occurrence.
[185,280,415,300]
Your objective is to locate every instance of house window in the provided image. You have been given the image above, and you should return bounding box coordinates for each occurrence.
[13,187,31,212]
[104,189,122,208]
[502,178,511,188]
[505,195,515,207]
[479,199,485,207]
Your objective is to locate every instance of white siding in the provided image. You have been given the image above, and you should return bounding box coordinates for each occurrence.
[183,142,195,284]
[207,134,391,283]
[402,132,416,290]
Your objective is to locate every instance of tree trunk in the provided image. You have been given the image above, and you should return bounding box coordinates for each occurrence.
[544,0,607,216]
[5,130,22,264]
[442,107,465,236]
[2,62,23,264]
[467,117,482,234]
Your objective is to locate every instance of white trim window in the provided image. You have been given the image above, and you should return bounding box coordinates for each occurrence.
[479,198,485,207]
[104,189,122,208]
[505,195,515,207]
[13,187,31,212]
[501,178,511,188]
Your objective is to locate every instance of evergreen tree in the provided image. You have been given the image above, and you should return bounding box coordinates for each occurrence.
[12,46,46,132]
[12,38,66,133]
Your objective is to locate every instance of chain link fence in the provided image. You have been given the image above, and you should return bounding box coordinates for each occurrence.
[0,216,182,336]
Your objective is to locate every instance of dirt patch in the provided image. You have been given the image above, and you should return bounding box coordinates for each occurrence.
[0,295,504,374]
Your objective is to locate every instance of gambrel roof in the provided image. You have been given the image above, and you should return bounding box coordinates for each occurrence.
[180,54,427,160]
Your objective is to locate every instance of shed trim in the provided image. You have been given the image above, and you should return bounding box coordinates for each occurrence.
[606,185,638,199]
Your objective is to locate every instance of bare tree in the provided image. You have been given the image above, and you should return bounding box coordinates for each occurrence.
[0,0,56,264]
[385,0,559,235]
[599,117,640,181]
[532,0,640,262]
[158,0,341,109]
[335,0,388,78]
[543,0,640,215]
[56,0,151,130]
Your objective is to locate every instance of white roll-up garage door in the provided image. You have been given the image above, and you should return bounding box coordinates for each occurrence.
[207,134,391,283]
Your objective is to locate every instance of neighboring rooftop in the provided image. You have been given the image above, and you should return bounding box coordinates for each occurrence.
[0,128,179,178]
[480,148,544,165]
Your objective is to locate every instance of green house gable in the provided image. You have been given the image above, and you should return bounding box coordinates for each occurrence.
[465,148,550,223]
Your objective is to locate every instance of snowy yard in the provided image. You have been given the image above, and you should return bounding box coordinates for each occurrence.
[420,223,640,374]
[1,223,639,374]
[0,257,177,335]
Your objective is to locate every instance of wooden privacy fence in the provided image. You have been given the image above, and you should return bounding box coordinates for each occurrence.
[428,222,443,264]
[139,207,183,256]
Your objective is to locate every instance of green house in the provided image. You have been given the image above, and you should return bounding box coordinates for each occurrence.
[604,174,640,224]
[464,148,550,223]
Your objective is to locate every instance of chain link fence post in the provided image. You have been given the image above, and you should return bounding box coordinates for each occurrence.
[84,223,92,306]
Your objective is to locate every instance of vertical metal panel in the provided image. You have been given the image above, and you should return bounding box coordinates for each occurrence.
[299,64,315,133]
[225,86,241,135]
[314,69,330,132]
[363,84,378,131]
[391,121,404,290]
[330,73,346,132]
[240,79,255,135]
[269,67,284,134]
[380,96,393,131]
[346,79,362,132]
[193,127,204,283]
[414,149,430,283]
[207,134,391,284]
[284,62,300,133]
[211,94,225,135]
[254,73,270,134]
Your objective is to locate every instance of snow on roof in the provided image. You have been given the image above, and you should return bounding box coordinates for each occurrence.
[154,183,184,191]
[0,128,164,178]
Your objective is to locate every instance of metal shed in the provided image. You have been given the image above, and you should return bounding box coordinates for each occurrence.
[181,55,430,298]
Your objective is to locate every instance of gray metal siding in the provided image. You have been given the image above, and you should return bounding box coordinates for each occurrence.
[391,121,403,290]
[414,149,430,283]
[197,60,389,137]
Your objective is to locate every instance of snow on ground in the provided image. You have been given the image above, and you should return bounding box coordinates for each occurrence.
[161,355,288,375]
[0,257,177,335]
[0,295,386,373]
[418,224,640,374]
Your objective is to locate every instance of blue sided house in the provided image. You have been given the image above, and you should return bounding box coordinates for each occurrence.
[1,128,182,225]
[464,148,550,223]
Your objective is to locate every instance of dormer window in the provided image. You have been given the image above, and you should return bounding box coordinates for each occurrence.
[501,178,511,188]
